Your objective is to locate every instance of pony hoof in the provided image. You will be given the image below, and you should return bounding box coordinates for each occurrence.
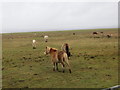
[63,70,65,73]
[56,69,59,71]
[53,68,55,71]
[33,47,36,49]
[69,70,72,73]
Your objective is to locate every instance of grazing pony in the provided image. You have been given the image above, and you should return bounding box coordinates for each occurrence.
[61,43,71,59]
[44,46,72,73]
[73,33,75,35]
[107,34,112,38]
[93,32,98,35]
[92,32,99,38]
[100,32,104,37]
[44,35,48,42]
[32,39,37,49]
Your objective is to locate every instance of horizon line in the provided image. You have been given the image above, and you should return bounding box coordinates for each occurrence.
[1,28,118,34]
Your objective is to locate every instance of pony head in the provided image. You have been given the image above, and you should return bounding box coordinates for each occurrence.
[44,46,51,55]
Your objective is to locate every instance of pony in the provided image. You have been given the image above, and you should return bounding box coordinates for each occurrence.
[44,46,71,73]
[61,43,71,59]
[44,35,48,42]
[106,34,112,38]
[32,39,37,49]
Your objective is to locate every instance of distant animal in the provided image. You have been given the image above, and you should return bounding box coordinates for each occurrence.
[100,32,104,37]
[61,43,71,59]
[44,46,72,73]
[93,32,98,35]
[73,33,75,35]
[44,35,48,42]
[107,34,112,38]
[92,32,99,38]
[100,32,103,34]
[32,39,36,49]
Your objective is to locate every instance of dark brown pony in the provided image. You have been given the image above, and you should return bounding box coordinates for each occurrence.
[61,43,71,58]
[93,32,98,35]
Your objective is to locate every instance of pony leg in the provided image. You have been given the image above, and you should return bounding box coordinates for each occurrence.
[56,63,59,71]
[61,62,65,73]
[53,62,55,71]
[32,43,36,49]
[45,39,48,42]
[34,43,36,48]
[64,59,72,73]
[63,54,72,73]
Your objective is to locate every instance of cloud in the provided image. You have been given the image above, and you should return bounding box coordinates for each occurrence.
[2,2,118,33]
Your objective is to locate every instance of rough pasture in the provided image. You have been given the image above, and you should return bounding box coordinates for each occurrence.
[2,29,118,88]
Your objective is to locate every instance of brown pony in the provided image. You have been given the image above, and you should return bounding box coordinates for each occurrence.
[44,46,71,73]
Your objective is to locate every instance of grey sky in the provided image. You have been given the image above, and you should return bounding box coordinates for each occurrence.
[2,2,118,33]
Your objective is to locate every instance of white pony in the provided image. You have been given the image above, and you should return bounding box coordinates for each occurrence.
[44,35,48,42]
[32,39,37,49]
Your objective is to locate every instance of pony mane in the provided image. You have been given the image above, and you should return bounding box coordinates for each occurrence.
[46,46,58,52]
[50,47,58,52]
[51,48,57,50]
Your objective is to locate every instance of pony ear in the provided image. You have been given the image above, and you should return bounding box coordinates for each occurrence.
[46,46,50,50]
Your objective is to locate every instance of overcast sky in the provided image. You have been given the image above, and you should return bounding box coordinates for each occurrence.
[1,2,118,33]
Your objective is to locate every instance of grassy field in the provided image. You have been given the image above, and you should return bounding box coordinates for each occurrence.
[2,29,118,88]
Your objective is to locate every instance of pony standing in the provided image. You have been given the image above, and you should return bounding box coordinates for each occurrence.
[32,39,37,49]
[61,43,71,59]
[44,46,72,73]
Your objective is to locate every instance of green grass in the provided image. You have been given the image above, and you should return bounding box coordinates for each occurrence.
[2,28,118,88]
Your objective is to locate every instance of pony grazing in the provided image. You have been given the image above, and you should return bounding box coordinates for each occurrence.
[44,46,72,73]
[107,34,112,38]
[61,43,71,59]
[44,35,48,42]
[92,32,99,38]
[93,32,98,35]
[32,39,37,49]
